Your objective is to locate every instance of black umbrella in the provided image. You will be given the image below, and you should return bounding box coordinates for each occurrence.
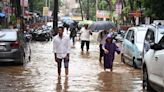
[89,21,116,31]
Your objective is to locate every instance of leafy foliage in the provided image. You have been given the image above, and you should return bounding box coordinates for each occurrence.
[142,0,164,19]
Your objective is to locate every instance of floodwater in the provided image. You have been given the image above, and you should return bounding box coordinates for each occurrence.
[0,33,148,92]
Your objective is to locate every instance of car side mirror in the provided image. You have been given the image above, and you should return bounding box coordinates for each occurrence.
[150,43,163,50]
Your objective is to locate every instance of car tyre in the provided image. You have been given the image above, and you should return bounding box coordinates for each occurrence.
[143,67,153,91]
[133,58,137,69]
[121,54,125,63]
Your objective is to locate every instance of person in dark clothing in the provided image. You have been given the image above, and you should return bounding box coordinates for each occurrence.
[103,33,120,72]
[70,27,77,47]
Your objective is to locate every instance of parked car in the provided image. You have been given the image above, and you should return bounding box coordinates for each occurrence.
[0,29,31,65]
[121,26,147,68]
[142,25,164,92]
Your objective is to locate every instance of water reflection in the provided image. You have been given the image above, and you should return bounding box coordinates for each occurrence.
[56,77,69,92]
[56,77,62,92]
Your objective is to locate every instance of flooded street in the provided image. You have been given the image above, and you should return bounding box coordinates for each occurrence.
[0,33,146,92]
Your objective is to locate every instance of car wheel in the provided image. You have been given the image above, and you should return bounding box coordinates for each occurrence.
[16,53,25,65]
[121,54,125,63]
[143,67,153,90]
[133,58,137,69]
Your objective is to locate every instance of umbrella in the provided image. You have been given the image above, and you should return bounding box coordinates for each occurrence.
[63,19,78,28]
[61,16,71,21]
[89,21,116,31]
[79,20,93,25]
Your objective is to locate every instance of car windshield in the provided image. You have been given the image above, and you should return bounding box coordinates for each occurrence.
[0,31,17,41]
[136,31,146,43]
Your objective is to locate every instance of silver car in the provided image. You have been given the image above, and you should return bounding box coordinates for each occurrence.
[0,29,31,65]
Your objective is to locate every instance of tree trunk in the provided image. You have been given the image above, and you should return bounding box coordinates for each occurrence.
[105,0,112,11]
[79,0,84,21]
[53,0,58,34]
[86,0,90,20]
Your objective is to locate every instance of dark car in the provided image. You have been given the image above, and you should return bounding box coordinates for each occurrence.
[0,29,31,65]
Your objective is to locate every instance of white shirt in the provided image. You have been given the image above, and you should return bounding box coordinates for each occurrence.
[80,27,92,41]
[53,34,71,59]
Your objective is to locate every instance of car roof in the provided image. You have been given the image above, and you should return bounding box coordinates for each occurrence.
[0,29,19,32]
[128,26,148,32]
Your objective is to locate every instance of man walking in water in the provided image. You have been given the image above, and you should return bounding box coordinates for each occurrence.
[53,26,71,76]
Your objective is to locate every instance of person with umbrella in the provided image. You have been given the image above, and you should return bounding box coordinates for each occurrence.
[102,33,120,72]
[70,26,77,47]
[97,30,109,63]
[79,24,92,52]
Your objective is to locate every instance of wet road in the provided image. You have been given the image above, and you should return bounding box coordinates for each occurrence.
[0,33,146,92]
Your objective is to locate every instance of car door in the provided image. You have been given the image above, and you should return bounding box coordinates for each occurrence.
[143,29,155,55]
[127,30,135,63]
[122,29,133,63]
[150,36,164,87]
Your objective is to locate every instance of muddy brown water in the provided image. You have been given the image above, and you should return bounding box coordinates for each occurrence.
[0,37,148,92]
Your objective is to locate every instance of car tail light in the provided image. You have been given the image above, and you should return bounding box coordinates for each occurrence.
[10,41,20,48]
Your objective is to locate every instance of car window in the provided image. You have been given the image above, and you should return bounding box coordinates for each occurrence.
[158,36,164,48]
[126,30,133,41]
[145,29,155,43]
[144,29,155,52]
[0,31,17,41]
[130,30,134,41]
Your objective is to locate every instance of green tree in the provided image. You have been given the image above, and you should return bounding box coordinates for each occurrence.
[142,0,164,20]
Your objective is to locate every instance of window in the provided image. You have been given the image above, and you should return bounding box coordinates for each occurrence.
[126,30,133,41]
[158,36,164,48]
[130,31,134,41]
[0,31,17,41]
[144,29,155,52]
[145,29,155,43]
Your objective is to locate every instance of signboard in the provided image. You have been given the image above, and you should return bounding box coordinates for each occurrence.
[129,11,141,17]
[96,10,110,18]
[20,0,29,7]
[43,7,49,16]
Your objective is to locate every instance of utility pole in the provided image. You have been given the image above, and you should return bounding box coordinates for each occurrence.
[53,0,58,35]
[79,0,83,21]
[86,0,89,20]
[96,0,98,21]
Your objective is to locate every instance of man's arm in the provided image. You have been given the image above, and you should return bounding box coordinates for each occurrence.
[54,53,58,62]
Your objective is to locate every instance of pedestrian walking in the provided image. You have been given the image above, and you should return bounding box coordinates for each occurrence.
[103,33,120,72]
[97,30,109,63]
[53,26,71,76]
[70,27,77,47]
[80,24,92,52]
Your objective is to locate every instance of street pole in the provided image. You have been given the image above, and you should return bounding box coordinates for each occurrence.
[46,0,48,7]
[49,0,51,10]
[53,0,58,35]
[79,0,83,21]
[86,0,89,20]
[96,0,98,21]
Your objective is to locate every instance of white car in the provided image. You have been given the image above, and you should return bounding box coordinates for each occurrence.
[142,25,164,91]
[121,26,147,68]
